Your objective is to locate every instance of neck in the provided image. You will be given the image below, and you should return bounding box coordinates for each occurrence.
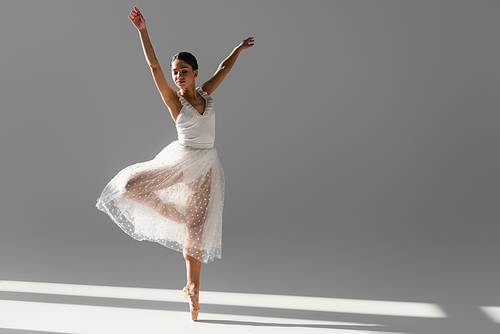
[179,85,198,99]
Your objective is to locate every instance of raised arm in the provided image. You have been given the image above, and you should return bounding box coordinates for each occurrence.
[201,37,255,95]
[128,7,180,121]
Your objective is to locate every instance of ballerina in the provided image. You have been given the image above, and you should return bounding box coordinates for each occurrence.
[96,6,254,321]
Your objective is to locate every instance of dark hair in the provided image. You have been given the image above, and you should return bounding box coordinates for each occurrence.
[170,52,198,71]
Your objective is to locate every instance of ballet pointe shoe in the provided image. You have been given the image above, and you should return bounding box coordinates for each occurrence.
[183,286,199,321]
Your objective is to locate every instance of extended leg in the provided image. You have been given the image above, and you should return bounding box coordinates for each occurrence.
[184,253,201,292]
[183,169,212,259]
[182,170,212,321]
[183,253,201,321]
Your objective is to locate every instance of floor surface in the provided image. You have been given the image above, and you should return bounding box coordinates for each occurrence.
[1,281,498,334]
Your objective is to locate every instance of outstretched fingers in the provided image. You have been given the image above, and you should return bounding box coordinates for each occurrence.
[128,8,137,19]
[128,6,145,30]
[239,37,255,50]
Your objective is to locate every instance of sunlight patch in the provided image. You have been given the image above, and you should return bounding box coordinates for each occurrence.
[0,280,446,318]
[481,306,500,323]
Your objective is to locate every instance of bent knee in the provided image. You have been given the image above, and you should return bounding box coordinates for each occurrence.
[121,179,139,198]
[121,183,133,198]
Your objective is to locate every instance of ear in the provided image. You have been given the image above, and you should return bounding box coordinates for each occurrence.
[194,69,198,78]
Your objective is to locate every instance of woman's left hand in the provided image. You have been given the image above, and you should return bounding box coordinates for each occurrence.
[237,37,255,50]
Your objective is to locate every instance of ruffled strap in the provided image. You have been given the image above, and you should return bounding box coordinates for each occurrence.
[176,88,214,112]
[176,91,191,109]
[196,87,214,110]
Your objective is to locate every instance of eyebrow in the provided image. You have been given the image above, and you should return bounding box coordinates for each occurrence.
[172,66,189,71]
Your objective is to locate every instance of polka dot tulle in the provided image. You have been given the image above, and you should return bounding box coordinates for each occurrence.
[96,141,224,263]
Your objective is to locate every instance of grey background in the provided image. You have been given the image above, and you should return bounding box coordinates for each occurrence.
[1,1,499,333]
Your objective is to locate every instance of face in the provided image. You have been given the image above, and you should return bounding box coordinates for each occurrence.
[171,59,198,88]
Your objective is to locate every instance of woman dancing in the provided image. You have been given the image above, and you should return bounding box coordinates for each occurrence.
[96,6,254,321]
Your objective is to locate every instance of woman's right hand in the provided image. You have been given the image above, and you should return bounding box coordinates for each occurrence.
[128,7,146,31]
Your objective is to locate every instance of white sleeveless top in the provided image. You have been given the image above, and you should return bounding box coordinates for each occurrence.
[176,88,215,149]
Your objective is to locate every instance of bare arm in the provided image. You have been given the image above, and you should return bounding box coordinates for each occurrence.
[201,37,255,95]
[128,7,180,121]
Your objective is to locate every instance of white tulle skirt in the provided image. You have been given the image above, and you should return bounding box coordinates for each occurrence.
[96,141,224,263]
